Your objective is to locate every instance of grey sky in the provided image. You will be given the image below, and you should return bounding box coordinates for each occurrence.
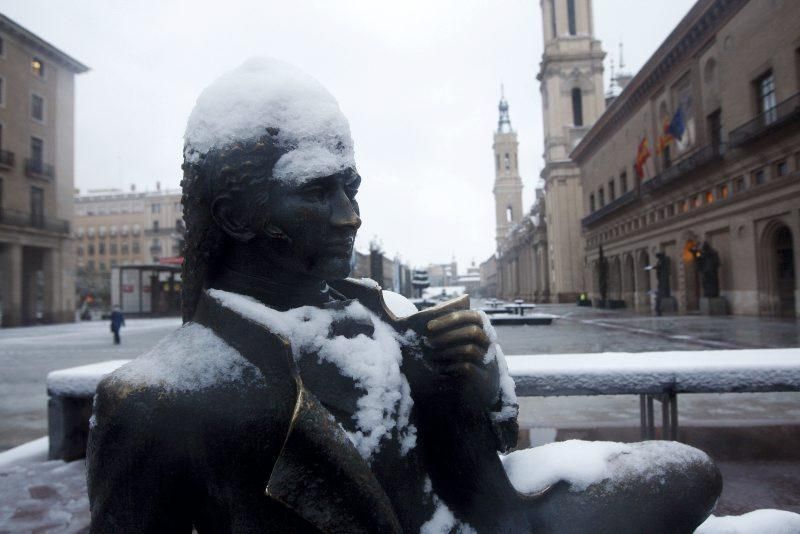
[0,0,695,270]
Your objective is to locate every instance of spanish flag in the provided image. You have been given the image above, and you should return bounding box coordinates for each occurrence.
[635,137,651,179]
[656,118,674,155]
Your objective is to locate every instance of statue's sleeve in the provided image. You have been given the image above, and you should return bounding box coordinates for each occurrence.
[86,379,192,533]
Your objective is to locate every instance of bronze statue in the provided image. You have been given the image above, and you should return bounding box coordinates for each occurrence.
[695,241,721,298]
[86,58,720,533]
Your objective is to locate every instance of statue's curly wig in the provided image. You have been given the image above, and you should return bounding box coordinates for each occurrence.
[180,132,284,322]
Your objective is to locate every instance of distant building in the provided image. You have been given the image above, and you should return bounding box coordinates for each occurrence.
[457,261,481,296]
[0,15,88,325]
[573,0,800,317]
[479,255,498,298]
[73,186,183,272]
[426,260,458,287]
[349,247,413,297]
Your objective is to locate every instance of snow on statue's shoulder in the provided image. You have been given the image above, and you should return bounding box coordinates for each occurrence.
[108,323,257,392]
[501,440,710,494]
[184,57,355,183]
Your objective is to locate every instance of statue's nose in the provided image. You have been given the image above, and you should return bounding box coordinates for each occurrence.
[331,188,361,230]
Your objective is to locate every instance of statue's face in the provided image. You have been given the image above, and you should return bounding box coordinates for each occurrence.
[258,167,362,280]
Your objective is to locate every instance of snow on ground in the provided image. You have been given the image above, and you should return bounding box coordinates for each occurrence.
[507,348,800,395]
[0,439,88,532]
[184,57,355,183]
[501,439,710,494]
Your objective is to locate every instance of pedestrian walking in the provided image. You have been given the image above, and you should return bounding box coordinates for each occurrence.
[110,306,125,345]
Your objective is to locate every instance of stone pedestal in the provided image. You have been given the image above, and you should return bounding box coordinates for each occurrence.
[658,297,678,314]
[701,297,729,315]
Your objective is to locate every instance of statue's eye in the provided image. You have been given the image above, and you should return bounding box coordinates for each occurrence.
[301,185,327,201]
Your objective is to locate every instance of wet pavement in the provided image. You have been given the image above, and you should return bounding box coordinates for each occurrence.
[0,318,181,451]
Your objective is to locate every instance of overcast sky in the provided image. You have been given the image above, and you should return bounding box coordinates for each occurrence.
[0,0,695,270]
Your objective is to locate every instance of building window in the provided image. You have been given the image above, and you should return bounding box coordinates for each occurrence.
[734,176,746,193]
[110,243,118,255]
[775,160,788,177]
[755,71,777,124]
[620,171,628,194]
[132,224,141,236]
[110,260,118,268]
[151,203,161,214]
[571,88,583,126]
[110,225,118,236]
[121,224,129,236]
[30,186,44,227]
[87,226,95,238]
[693,195,702,209]
[121,243,129,255]
[153,220,159,232]
[704,190,714,204]
[707,109,722,154]
[99,242,106,255]
[751,168,766,186]
[598,187,605,207]
[31,94,44,122]
[666,204,675,217]
[31,57,45,78]
[679,200,688,214]
[99,262,106,271]
[87,260,95,271]
[662,145,671,169]
[77,245,83,257]
[88,244,95,256]
[718,184,730,200]
[589,194,596,213]
[30,137,43,166]
[133,241,140,254]
[504,153,510,170]
[506,206,513,222]
[567,0,577,35]
[608,180,616,201]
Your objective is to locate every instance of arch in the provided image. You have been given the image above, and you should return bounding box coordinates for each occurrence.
[759,221,796,317]
[636,250,652,313]
[610,256,622,300]
[622,253,636,306]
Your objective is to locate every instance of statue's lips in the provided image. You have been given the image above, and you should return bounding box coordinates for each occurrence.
[323,238,355,255]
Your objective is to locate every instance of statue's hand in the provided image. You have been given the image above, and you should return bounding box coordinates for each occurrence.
[423,310,500,408]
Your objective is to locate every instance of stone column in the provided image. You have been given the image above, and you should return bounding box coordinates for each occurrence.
[43,247,63,323]
[0,243,23,327]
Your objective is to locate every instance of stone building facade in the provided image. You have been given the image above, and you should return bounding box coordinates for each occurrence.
[538,0,606,302]
[574,0,800,317]
[74,187,183,272]
[0,15,87,326]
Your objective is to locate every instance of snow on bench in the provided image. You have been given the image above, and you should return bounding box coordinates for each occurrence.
[46,360,131,397]
[507,348,800,440]
[506,348,800,397]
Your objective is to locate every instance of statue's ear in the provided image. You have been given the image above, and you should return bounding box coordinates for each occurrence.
[211,194,257,242]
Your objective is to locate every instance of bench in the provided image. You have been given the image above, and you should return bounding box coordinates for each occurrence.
[45,348,800,460]
[507,348,800,440]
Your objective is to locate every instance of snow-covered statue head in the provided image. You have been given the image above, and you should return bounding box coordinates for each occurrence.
[180,58,361,321]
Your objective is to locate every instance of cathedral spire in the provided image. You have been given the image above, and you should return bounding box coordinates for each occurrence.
[497,84,512,133]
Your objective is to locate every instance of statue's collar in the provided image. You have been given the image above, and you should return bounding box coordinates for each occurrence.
[211,268,341,311]
[192,292,402,534]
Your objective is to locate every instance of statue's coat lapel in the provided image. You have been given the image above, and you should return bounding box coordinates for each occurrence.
[193,292,402,534]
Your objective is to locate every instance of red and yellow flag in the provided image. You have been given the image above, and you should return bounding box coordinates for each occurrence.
[635,137,651,179]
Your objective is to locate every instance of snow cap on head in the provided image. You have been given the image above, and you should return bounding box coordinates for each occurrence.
[184,57,355,183]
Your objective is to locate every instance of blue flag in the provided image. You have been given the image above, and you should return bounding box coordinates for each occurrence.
[667,107,686,141]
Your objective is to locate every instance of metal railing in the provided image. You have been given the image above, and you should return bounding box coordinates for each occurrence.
[25,159,55,180]
[729,92,800,147]
[0,149,15,169]
[641,144,723,195]
[0,208,70,234]
[581,189,638,228]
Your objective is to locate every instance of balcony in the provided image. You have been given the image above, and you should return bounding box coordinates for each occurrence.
[0,149,15,170]
[729,92,800,148]
[0,208,70,234]
[581,189,638,228]
[25,159,55,180]
[640,144,723,195]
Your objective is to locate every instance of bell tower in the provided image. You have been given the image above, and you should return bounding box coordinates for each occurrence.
[493,87,523,251]
[538,0,605,301]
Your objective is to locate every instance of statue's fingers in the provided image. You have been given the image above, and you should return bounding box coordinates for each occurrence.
[426,310,484,333]
[428,325,490,349]
[428,344,487,364]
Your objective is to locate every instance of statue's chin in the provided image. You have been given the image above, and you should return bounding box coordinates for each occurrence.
[313,256,352,282]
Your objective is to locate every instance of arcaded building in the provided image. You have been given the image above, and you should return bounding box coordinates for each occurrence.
[574,0,800,317]
[0,15,88,326]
